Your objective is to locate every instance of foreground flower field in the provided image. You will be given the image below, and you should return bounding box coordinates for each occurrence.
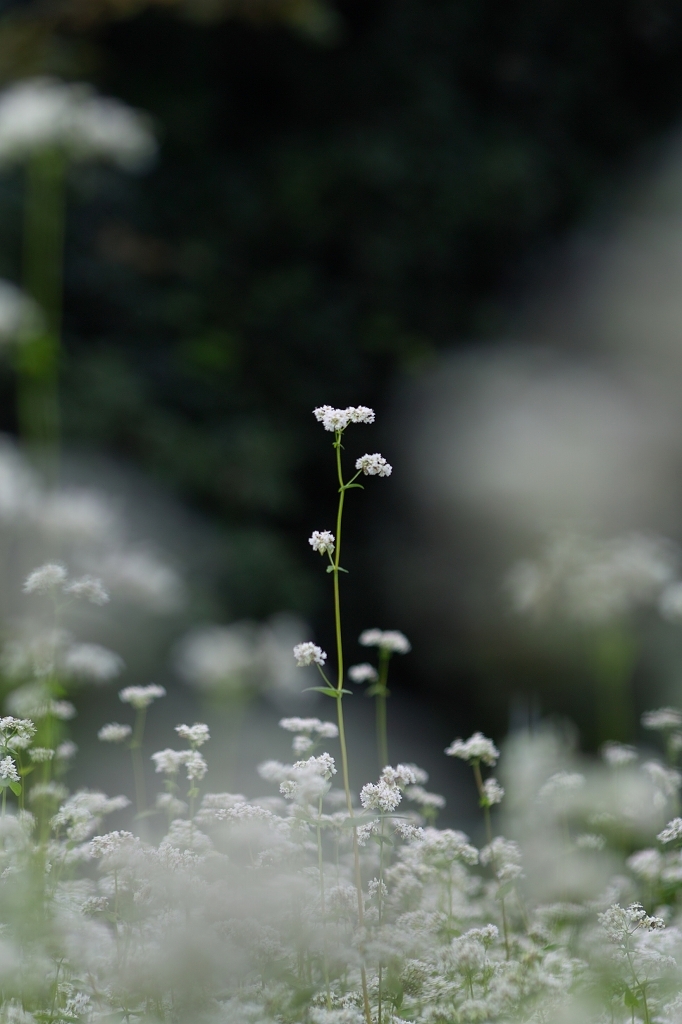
[0,406,681,1024]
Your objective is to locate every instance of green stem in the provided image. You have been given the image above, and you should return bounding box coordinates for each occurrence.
[472,760,492,845]
[19,148,66,474]
[331,432,372,1024]
[130,708,147,818]
[376,649,390,769]
[317,796,331,1009]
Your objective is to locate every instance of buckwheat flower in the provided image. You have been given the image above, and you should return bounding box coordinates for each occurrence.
[28,747,53,762]
[482,778,505,806]
[0,280,42,345]
[313,406,352,432]
[156,792,188,817]
[0,717,36,749]
[360,779,402,813]
[55,740,77,760]
[394,821,425,841]
[538,771,586,802]
[48,700,76,721]
[175,723,210,747]
[642,707,682,731]
[292,734,314,754]
[293,642,327,667]
[358,629,411,654]
[348,405,375,424]
[382,764,418,788]
[602,740,638,766]
[480,837,523,880]
[293,752,336,780]
[64,643,124,683]
[119,684,166,709]
[89,830,136,858]
[23,562,67,594]
[279,717,338,738]
[643,761,682,800]
[151,749,185,775]
[368,877,388,900]
[0,757,19,782]
[183,750,208,781]
[309,530,335,556]
[658,817,682,844]
[0,78,156,170]
[628,848,663,880]
[98,723,131,743]
[405,785,446,809]
[348,663,378,683]
[355,453,392,477]
[445,732,499,767]
[575,833,605,851]
[63,575,109,605]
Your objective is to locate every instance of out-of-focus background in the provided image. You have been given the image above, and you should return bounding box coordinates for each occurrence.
[3,0,682,820]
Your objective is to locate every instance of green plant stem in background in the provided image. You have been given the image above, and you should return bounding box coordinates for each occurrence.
[130,707,148,817]
[375,648,390,769]
[472,759,492,845]
[18,148,66,475]
[331,433,372,1024]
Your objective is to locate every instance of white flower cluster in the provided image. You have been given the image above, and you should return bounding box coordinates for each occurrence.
[309,530,335,555]
[313,405,375,431]
[98,723,132,743]
[23,563,109,604]
[293,642,327,667]
[355,453,392,477]
[0,77,156,169]
[360,764,417,813]
[445,731,499,766]
[347,662,378,683]
[119,684,166,710]
[358,629,411,654]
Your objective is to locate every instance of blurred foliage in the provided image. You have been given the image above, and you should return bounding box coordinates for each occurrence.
[1,0,682,640]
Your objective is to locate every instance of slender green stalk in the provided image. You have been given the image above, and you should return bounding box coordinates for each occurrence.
[19,148,66,474]
[375,648,390,769]
[130,708,147,818]
[331,432,372,1024]
[317,795,331,1009]
[472,760,492,845]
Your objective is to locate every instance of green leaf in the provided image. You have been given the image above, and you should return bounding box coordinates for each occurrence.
[303,686,352,697]
[8,780,21,796]
[343,483,365,490]
[326,565,335,573]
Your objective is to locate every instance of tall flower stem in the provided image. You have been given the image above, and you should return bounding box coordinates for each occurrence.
[375,648,390,769]
[331,432,372,1024]
[130,708,148,818]
[18,148,66,475]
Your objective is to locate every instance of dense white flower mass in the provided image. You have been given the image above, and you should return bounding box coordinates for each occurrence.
[309,530,335,555]
[97,723,131,743]
[347,662,379,683]
[63,643,123,683]
[119,684,166,710]
[279,717,338,738]
[482,777,505,805]
[358,629,411,654]
[175,723,210,747]
[0,755,19,781]
[0,77,156,169]
[313,405,375,431]
[445,731,500,766]
[355,453,392,477]
[293,642,327,667]
[23,562,67,594]
[602,740,638,766]
[642,707,682,731]
[63,575,110,605]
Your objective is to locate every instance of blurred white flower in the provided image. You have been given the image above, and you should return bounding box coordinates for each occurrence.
[347,663,378,683]
[119,684,165,710]
[642,707,682,731]
[23,563,67,595]
[63,643,123,683]
[0,78,156,170]
[445,732,499,766]
[63,576,109,606]
[97,723,131,743]
[175,723,210,747]
[0,281,42,345]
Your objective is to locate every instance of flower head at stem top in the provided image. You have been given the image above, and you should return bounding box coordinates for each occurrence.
[293,643,327,667]
[309,531,335,556]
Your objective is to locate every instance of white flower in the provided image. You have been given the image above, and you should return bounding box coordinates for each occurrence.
[405,785,446,809]
[293,642,327,667]
[0,717,36,749]
[348,663,379,683]
[175,623,259,691]
[183,750,208,781]
[49,700,76,721]
[119,684,166,710]
[175,723,210,747]
[55,740,77,760]
[538,771,586,802]
[445,732,499,767]
[355,453,392,477]
[23,562,67,594]
[98,723,132,743]
[0,756,19,781]
[602,741,638,766]
[63,643,124,683]
[63,575,110,605]
[358,629,411,654]
[628,848,662,880]
[360,766,414,813]
[309,530,335,555]
[642,707,682,731]
[348,406,375,424]
[28,747,54,762]
[151,749,186,775]
[313,405,376,431]
[658,817,682,844]
[482,778,505,806]
[0,77,156,170]
[279,717,338,738]
[643,761,681,799]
